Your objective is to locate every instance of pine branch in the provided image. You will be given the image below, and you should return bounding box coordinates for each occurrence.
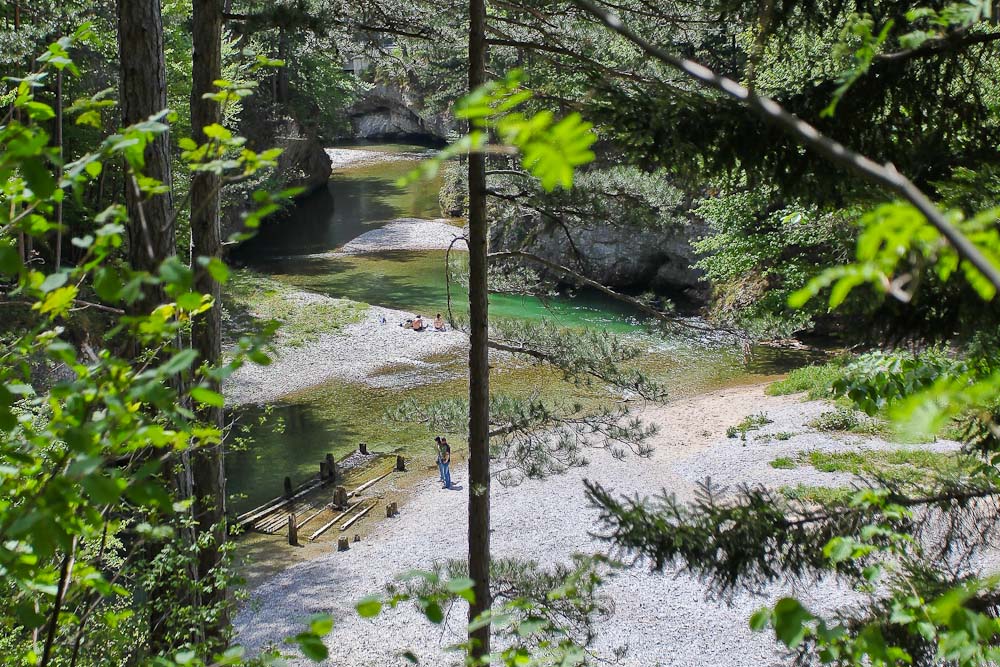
[571,0,1000,295]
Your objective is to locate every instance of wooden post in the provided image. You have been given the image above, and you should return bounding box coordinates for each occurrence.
[386,504,394,518]
[337,536,349,551]
[359,442,368,455]
[320,461,328,480]
[288,514,298,546]
[396,455,406,471]
[354,534,360,542]
[335,486,348,509]
[283,476,293,499]
[326,453,336,481]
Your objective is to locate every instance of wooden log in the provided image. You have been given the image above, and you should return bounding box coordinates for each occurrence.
[297,504,330,530]
[348,469,393,498]
[288,514,298,546]
[396,454,406,471]
[338,536,349,551]
[309,500,364,541]
[259,501,318,534]
[237,478,324,529]
[235,494,285,524]
[341,501,377,531]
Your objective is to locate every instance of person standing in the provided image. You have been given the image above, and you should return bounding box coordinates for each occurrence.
[434,436,444,482]
[439,437,452,489]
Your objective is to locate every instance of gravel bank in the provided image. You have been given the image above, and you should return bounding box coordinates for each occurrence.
[225,303,466,405]
[336,218,466,255]
[325,147,427,170]
[235,385,959,666]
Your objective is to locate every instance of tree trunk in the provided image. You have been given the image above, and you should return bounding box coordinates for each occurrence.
[117,0,175,297]
[54,68,63,271]
[467,0,491,658]
[190,0,228,649]
[276,28,289,104]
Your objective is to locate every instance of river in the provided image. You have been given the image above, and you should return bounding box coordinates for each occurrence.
[225,144,819,513]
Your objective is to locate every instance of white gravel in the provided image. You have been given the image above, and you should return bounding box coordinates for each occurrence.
[234,385,958,666]
[325,147,427,170]
[337,218,467,255]
[225,303,466,405]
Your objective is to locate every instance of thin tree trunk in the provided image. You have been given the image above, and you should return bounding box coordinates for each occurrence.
[467,0,491,658]
[277,27,289,104]
[190,0,228,649]
[117,0,175,302]
[55,68,63,271]
[117,0,182,654]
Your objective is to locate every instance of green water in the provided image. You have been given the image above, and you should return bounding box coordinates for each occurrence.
[226,145,820,513]
[253,250,647,333]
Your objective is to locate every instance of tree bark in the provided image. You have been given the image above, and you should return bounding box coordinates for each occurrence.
[467,0,492,658]
[190,0,228,649]
[117,0,175,300]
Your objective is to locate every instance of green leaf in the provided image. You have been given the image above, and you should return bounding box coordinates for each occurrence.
[309,613,334,636]
[0,243,23,275]
[772,597,814,648]
[423,601,444,624]
[160,349,199,375]
[294,633,328,661]
[749,608,771,631]
[190,386,224,408]
[39,272,69,293]
[22,156,57,198]
[356,597,382,618]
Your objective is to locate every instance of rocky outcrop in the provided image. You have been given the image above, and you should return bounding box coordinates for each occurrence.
[223,106,332,241]
[491,214,709,301]
[341,84,453,141]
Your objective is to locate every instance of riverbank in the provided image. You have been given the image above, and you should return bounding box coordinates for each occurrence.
[225,216,468,405]
[234,382,962,666]
[225,302,467,405]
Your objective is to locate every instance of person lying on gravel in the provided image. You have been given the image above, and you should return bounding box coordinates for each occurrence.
[433,314,445,331]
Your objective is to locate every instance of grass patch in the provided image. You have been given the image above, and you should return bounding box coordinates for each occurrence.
[775,431,793,441]
[726,412,773,441]
[770,456,796,469]
[801,448,967,485]
[767,362,844,399]
[224,269,369,347]
[808,406,886,435]
[780,484,853,506]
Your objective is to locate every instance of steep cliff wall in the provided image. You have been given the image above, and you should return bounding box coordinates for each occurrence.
[340,83,453,141]
[490,213,708,300]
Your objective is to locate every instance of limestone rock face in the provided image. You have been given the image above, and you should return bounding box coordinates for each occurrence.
[342,84,453,141]
[491,215,710,300]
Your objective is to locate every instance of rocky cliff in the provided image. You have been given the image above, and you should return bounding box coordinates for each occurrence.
[339,83,453,141]
[490,214,709,301]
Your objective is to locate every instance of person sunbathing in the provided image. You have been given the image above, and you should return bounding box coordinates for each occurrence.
[412,315,425,331]
[433,313,445,331]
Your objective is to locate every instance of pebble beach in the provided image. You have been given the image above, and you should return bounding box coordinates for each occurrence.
[234,384,960,666]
